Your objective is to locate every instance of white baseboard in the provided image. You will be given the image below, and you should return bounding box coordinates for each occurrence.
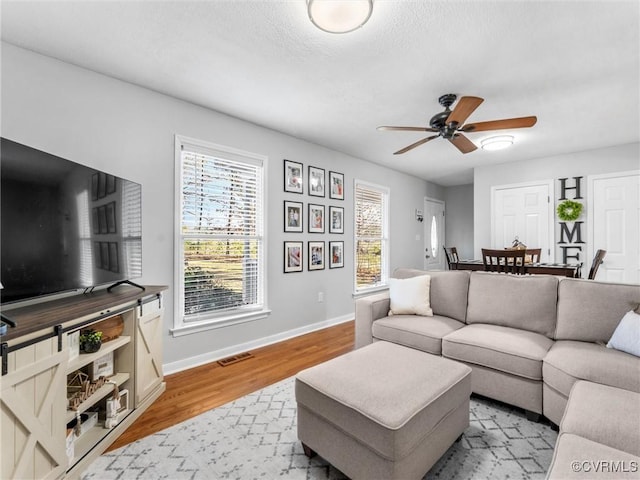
[163,313,353,375]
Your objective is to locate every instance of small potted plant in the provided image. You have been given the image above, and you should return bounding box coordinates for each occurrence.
[79,329,103,354]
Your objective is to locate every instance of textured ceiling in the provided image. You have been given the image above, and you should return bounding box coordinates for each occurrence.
[2,1,639,186]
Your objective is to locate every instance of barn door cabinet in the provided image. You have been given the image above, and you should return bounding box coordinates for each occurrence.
[0,286,167,480]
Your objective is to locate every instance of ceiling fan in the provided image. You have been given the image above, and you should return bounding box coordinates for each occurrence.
[377,94,537,155]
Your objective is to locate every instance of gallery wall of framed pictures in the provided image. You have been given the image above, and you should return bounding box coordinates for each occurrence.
[282,158,345,273]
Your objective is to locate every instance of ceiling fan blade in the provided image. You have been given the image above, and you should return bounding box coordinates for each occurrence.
[377,126,439,132]
[449,133,477,154]
[393,135,439,155]
[461,116,537,132]
[446,96,484,127]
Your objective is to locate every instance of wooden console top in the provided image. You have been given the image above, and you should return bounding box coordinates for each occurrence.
[1,285,167,343]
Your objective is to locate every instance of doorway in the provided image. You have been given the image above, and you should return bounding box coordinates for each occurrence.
[424,198,445,270]
[588,171,640,283]
[491,181,554,262]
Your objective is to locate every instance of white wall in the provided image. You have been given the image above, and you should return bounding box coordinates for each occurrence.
[473,143,640,259]
[443,184,474,259]
[1,43,443,371]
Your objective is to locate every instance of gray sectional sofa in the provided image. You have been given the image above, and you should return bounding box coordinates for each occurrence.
[355,269,640,477]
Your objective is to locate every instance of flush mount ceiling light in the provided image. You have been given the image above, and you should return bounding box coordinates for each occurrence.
[307,0,373,34]
[481,135,514,151]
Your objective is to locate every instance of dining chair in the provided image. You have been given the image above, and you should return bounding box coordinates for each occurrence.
[443,246,459,270]
[525,248,542,263]
[482,248,526,274]
[588,249,607,280]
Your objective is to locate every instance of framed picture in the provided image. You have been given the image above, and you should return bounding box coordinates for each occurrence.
[329,206,344,234]
[329,241,344,269]
[284,201,303,232]
[91,173,99,201]
[106,174,116,195]
[329,171,344,200]
[308,204,325,233]
[98,205,108,234]
[108,242,119,272]
[284,159,303,194]
[106,201,117,233]
[308,166,325,197]
[308,241,325,271]
[284,241,303,273]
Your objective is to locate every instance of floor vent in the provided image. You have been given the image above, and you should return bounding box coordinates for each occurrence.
[217,352,253,367]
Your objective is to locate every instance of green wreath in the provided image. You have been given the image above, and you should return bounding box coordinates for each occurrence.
[557,199,583,222]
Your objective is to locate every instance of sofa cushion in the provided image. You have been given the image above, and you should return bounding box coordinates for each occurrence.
[547,433,640,479]
[561,381,640,457]
[543,340,640,395]
[392,269,470,323]
[466,272,558,337]
[372,314,465,355]
[442,324,554,380]
[555,278,640,342]
[607,310,640,357]
[388,275,433,316]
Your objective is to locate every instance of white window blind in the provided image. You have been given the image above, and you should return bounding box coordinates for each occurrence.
[354,180,389,291]
[176,137,265,329]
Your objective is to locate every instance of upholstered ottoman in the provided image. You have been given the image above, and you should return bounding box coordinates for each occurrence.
[295,341,472,480]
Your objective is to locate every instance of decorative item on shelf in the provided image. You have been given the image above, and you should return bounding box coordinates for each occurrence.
[557,199,583,222]
[89,351,114,381]
[91,315,124,343]
[511,236,527,250]
[79,329,102,353]
[67,372,107,410]
[105,383,128,429]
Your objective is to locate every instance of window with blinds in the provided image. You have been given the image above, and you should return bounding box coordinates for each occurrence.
[354,180,389,291]
[176,137,266,329]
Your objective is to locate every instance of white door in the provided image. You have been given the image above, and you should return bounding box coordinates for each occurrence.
[589,172,640,283]
[424,198,445,270]
[492,182,553,261]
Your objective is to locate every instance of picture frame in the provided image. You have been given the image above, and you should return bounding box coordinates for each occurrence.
[308,241,325,271]
[284,201,303,233]
[284,159,303,194]
[106,174,116,195]
[329,206,344,234]
[284,241,303,273]
[329,171,344,200]
[329,241,344,269]
[106,201,117,233]
[308,203,325,233]
[98,205,108,234]
[308,165,325,197]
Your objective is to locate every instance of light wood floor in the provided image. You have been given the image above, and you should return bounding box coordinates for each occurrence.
[109,320,355,451]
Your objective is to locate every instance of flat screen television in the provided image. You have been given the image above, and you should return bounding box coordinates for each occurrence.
[1,138,142,304]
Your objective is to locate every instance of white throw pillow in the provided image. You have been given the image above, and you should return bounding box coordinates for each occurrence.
[388,275,433,316]
[607,310,640,357]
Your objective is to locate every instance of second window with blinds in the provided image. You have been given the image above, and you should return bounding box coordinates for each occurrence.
[173,136,268,335]
[354,180,390,293]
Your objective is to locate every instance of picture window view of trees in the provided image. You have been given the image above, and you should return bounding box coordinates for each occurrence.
[355,184,387,289]
[181,150,263,319]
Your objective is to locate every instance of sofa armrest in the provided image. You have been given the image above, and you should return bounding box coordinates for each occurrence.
[355,292,390,349]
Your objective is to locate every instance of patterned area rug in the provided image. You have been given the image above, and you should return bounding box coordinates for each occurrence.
[83,377,557,480]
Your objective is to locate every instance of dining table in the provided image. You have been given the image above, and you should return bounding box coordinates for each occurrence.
[454,259,581,278]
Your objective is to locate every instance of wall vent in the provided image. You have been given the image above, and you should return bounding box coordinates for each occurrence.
[217,352,253,367]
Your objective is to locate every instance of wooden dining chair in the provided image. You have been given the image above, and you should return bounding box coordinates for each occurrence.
[443,246,459,270]
[588,249,607,280]
[525,248,542,263]
[482,248,526,274]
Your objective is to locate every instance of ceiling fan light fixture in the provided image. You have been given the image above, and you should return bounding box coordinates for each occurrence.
[307,0,373,34]
[481,135,514,151]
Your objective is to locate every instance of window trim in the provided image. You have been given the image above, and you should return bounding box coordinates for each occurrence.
[353,179,390,294]
[172,135,269,336]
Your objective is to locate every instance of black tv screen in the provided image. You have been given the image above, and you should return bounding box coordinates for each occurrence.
[1,138,142,304]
